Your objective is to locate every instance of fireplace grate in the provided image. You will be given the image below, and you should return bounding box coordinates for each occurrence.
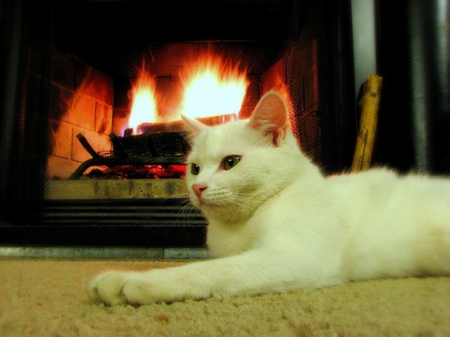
[41,199,204,226]
[0,198,208,247]
[70,131,190,179]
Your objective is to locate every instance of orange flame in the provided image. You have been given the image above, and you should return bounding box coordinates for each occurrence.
[126,55,249,135]
[127,63,158,134]
[181,56,249,119]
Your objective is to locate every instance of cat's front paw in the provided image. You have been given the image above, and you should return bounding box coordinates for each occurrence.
[88,266,210,305]
[87,271,139,306]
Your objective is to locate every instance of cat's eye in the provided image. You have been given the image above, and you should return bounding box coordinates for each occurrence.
[191,163,200,175]
[221,155,242,170]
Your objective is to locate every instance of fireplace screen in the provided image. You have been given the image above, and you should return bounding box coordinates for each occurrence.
[0,0,356,247]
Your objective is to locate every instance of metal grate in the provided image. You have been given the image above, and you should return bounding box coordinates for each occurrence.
[0,198,209,247]
[41,199,205,226]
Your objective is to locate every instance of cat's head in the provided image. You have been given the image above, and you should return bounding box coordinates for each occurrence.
[182,91,303,223]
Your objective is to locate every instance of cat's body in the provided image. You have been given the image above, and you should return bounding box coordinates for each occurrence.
[88,91,450,306]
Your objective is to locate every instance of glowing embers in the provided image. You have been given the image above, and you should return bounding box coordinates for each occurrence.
[86,164,187,180]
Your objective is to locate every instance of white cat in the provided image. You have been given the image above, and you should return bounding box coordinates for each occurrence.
[88,91,450,306]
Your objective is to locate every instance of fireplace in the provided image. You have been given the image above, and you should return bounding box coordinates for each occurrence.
[0,0,359,248]
[5,0,445,250]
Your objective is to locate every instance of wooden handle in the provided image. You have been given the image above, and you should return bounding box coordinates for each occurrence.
[351,74,383,172]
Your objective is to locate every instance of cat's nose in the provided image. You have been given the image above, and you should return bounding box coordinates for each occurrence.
[192,184,207,199]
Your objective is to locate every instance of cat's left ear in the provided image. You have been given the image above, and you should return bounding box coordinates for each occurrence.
[248,91,288,146]
[181,114,210,137]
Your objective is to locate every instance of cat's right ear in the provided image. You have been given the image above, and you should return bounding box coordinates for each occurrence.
[181,114,210,138]
[248,91,288,146]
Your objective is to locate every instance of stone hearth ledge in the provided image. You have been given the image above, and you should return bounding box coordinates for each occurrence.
[46,179,189,200]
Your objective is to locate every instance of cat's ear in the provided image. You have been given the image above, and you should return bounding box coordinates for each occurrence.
[248,91,288,146]
[181,114,210,137]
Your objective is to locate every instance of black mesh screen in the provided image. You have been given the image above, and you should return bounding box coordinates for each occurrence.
[1,0,53,223]
[287,0,356,174]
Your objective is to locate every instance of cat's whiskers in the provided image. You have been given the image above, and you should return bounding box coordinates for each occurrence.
[174,198,204,224]
[201,191,263,223]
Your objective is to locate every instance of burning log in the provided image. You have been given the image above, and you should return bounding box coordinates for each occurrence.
[109,133,129,159]
[136,113,237,134]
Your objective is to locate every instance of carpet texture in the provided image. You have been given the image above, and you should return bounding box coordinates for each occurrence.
[0,259,449,337]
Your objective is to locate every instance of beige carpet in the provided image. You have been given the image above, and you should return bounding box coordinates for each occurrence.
[0,259,449,337]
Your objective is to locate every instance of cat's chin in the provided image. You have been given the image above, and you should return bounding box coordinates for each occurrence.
[190,199,213,215]
[194,200,217,213]
[195,202,253,224]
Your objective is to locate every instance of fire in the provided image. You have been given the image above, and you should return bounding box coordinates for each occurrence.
[125,54,248,136]
[127,63,158,134]
[181,56,248,119]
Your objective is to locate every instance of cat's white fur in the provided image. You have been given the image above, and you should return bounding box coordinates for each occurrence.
[88,91,450,306]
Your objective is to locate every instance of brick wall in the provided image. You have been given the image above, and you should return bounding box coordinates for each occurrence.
[47,51,114,180]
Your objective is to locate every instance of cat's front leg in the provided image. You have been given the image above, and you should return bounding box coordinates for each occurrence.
[87,248,339,306]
